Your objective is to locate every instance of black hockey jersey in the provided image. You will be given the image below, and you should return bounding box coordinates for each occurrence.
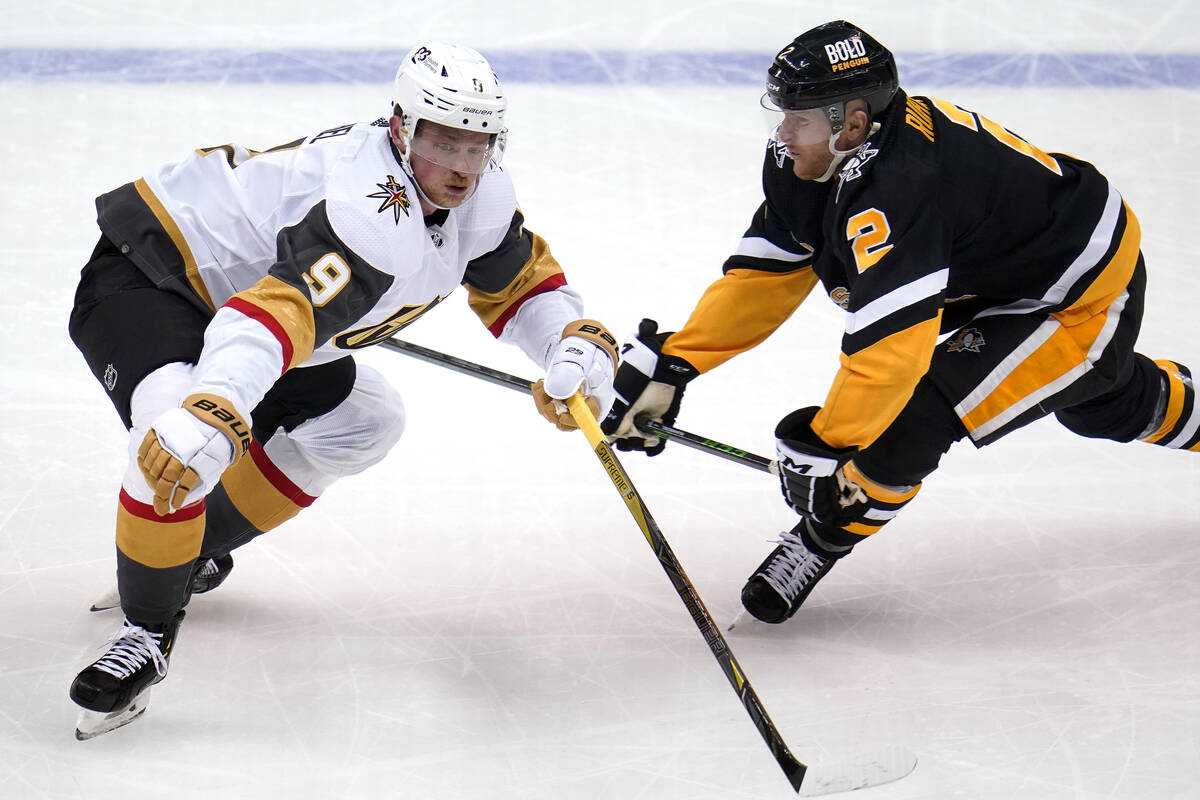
[664,89,1141,449]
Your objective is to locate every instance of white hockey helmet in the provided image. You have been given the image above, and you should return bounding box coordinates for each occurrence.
[391,42,507,173]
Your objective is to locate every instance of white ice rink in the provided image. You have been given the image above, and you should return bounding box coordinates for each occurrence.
[2,1,1199,798]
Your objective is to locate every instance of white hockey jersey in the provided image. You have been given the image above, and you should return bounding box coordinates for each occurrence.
[96,119,582,419]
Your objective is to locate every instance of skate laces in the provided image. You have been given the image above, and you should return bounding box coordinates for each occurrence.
[197,558,219,578]
[760,531,828,603]
[92,621,169,680]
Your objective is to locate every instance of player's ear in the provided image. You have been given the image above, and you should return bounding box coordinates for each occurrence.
[388,115,407,154]
[843,100,872,146]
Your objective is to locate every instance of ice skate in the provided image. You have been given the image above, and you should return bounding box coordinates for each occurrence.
[71,611,184,740]
[190,553,234,595]
[90,554,233,612]
[740,520,838,623]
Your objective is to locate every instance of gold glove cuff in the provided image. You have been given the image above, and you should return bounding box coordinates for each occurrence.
[182,393,252,464]
[561,319,618,366]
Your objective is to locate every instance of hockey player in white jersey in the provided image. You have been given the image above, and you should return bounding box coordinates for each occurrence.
[67,42,618,740]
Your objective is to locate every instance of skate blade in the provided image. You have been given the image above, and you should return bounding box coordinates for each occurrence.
[88,587,120,613]
[796,744,918,796]
[75,689,152,740]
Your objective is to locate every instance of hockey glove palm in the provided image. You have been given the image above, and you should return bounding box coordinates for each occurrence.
[599,318,698,456]
[533,319,619,431]
[138,393,252,515]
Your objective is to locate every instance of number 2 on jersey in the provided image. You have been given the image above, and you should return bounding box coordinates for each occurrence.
[846,208,894,272]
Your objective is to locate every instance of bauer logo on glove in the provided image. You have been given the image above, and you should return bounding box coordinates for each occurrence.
[532,318,618,431]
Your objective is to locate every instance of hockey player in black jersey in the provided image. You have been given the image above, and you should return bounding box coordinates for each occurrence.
[603,20,1198,624]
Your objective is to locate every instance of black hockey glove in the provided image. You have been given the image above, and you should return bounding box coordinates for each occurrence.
[774,406,864,524]
[600,318,699,456]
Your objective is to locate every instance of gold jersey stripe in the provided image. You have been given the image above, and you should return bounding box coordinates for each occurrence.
[663,267,820,373]
[115,491,205,569]
[1142,360,1190,444]
[813,314,942,449]
[467,232,565,331]
[220,446,310,532]
[843,461,922,504]
[1053,202,1142,326]
[960,308,1112,436]
[133,177,216,311]
[229,275,317,370]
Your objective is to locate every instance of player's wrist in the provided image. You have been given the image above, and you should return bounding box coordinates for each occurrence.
[181,393,252,465]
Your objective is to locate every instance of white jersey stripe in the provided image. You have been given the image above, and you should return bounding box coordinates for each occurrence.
[975,185,1123,319]
[961,287,1130,441]
[845,268,949,335]
[732,236,811,263]
[1165,397,1200,449]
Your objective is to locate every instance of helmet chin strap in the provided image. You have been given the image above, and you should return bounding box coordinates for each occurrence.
[410,172,454,211]
[398,146,456,211]
[813,122,881,183]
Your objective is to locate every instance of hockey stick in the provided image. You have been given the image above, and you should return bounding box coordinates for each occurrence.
[563,392,808,789]
[382,337,916,793]
[561,393,915,794]
[378,337,775,474]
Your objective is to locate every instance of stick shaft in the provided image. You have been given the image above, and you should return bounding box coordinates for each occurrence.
[379,338,775,473]
[564,393,807,791]
[379,337,805,789]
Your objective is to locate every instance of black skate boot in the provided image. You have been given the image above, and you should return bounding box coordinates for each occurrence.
[190,553,233,595]
[740,519,841,623]
[70,610,185,740]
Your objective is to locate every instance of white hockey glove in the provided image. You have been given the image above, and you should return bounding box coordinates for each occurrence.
[600,318,698,456]
[137,393,252,515]
[532,319,619,431]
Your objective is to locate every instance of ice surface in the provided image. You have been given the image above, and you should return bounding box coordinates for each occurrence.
[2,2,1198,798]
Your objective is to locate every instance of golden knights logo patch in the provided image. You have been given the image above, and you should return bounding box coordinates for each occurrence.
[333,298,444,348]
[946,328,986,353]
[367,175,412,223]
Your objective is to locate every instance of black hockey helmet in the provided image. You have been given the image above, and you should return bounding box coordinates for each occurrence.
[764,21,899,120]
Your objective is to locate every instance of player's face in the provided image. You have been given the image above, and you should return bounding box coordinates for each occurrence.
[408,122,494,208]
[774,109,837,181]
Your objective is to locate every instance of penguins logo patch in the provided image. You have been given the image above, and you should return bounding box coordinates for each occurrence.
[770,139,790,168]
[946,328,986,353]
